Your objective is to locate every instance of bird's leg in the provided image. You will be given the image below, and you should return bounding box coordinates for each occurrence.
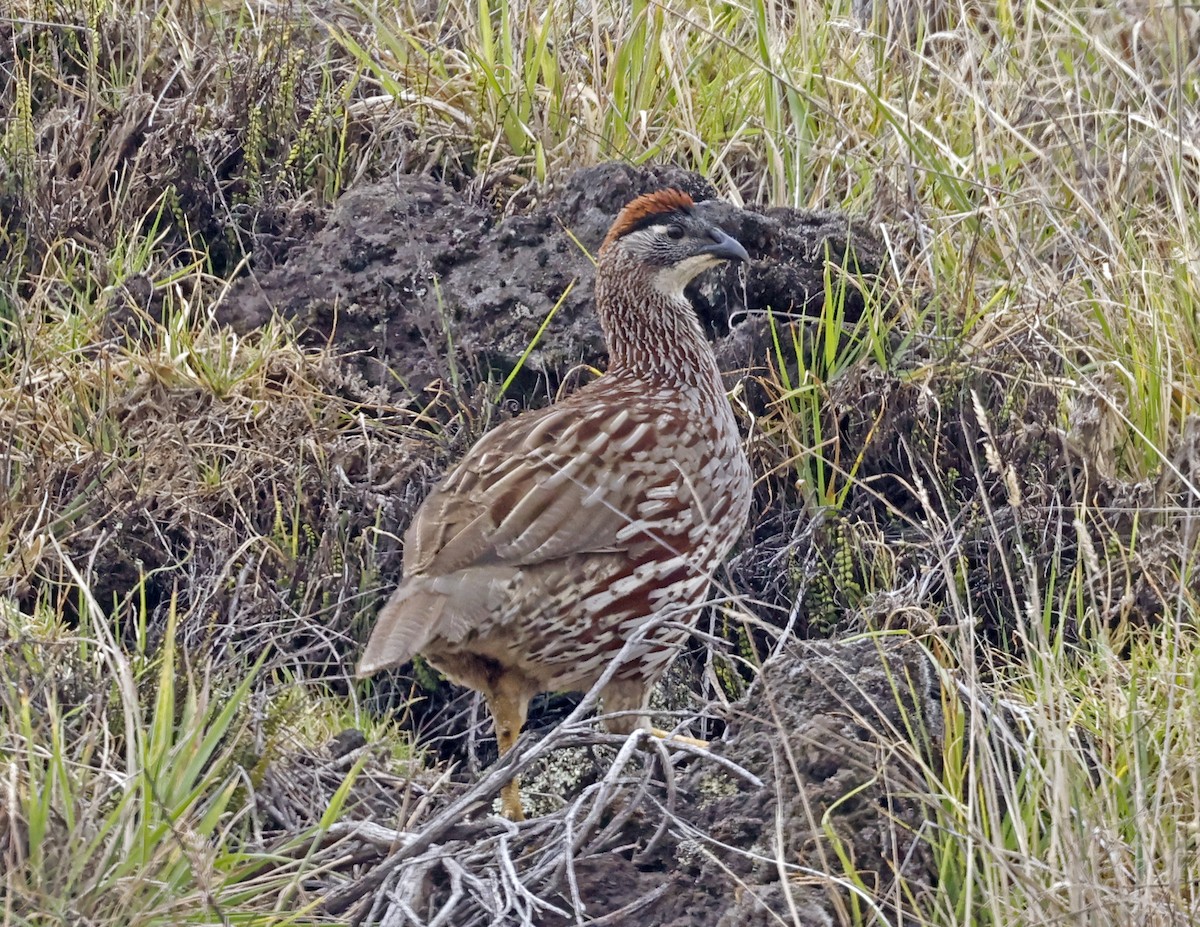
[485,678,531,821]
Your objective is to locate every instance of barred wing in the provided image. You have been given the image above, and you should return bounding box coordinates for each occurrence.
[357,395,692,675]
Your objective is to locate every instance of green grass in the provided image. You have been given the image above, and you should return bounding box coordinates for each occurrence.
[3,598,306,925]
[4,0,1200,922]
[918,612,1200,926]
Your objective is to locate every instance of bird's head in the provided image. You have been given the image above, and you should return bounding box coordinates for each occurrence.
[598,189,750,300]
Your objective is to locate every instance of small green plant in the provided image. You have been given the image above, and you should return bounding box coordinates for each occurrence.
[497,279,576,402]
[763,245,897,515]
[4,596,255,923]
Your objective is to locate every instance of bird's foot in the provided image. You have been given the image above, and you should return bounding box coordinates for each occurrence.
[649,727,709,750]
[500,778,526,821]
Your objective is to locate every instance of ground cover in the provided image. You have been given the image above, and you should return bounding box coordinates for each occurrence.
[2,0,1200,923]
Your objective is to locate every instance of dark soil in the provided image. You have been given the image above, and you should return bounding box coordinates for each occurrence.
[219,161,886,402]
[642,637,942,927]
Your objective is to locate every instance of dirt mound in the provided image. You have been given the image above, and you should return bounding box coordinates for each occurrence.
[725,336,1200,649]
[319,637,943,926]
[219,161,886,400]
[646,637,941,926]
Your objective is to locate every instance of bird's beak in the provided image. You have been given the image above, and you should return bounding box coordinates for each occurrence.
[699,226,750,264]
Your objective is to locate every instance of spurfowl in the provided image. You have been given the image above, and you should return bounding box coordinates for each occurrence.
[358,189,753,820]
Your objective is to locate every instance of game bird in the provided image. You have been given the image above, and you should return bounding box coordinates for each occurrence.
[357,189,753,820]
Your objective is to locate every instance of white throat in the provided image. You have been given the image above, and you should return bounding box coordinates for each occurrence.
[650,254,719,299]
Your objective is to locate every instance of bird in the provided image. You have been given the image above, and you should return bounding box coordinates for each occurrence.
[357,188,753,821]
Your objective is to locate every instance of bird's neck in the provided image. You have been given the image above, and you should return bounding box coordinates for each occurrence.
[594,258,724,392]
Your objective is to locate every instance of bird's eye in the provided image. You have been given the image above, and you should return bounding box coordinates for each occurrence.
[666,224,685,240]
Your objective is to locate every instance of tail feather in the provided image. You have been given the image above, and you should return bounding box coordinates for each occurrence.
[356,568,511,677]
[356,584,448,677]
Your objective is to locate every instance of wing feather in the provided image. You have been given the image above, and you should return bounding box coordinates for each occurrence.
[406,398,681,577]
[356,567,511,676]
[360,391,694,675]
